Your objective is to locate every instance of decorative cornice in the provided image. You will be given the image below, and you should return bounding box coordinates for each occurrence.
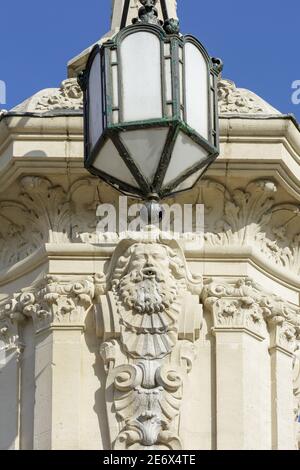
[1,176,300,286]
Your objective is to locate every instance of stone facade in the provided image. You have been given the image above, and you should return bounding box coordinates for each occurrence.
[0,0,300,451]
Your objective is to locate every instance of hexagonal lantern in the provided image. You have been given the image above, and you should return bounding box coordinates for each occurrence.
[79,5,220,201]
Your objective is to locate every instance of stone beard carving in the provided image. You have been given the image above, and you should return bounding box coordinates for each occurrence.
[112,243,186,359]
[97,240,202,450]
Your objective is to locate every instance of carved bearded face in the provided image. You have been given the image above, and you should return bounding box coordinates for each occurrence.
[116,244,179,314]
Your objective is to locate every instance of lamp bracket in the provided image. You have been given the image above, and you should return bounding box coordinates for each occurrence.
[133,0,163,26]
[133,0,180,34]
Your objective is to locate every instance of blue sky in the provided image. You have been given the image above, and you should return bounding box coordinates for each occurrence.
[0,0,299,121]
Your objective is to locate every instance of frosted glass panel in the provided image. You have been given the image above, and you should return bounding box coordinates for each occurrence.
[163,132,208,186]
[175,168,204,192]
[88,52,103,148]
[164,59,172,102]
[93,139,139,188]
[184,42,208,139]
[164,43,171,56]
[112,65,119,109]
[120,128,168,182]
[121,32,162,121]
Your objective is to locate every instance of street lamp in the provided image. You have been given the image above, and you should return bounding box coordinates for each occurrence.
[79,0,221,202]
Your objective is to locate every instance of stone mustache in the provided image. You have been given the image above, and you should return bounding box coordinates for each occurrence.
[96,239,202,450]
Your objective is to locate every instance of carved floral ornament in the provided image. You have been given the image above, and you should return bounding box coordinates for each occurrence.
[0,175,106,270]
[196,178,300,276]
[202,278,300,351]
[10,79,83,114]
[217,79,280,115]
[0,276,95,342]
[5,77,280,116]
[0,176,299,281]
[0,275,95,367]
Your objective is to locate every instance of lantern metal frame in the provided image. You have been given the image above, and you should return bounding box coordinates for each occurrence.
[81,23,219,200]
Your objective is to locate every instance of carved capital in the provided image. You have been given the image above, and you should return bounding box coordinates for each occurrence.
[0,302,24,358]
[202,277,300,350]
[4,276,95,334]
[41,277,94,330]
[260,297,300,355]
[202,279,266,339]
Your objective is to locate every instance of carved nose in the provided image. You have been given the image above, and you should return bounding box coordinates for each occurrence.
[143,265,156,277]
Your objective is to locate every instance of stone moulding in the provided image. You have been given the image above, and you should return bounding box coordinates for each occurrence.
[0,175,299,286]
[197,178,300,277]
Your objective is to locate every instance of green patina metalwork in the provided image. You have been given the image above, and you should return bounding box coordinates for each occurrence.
[80,20,220,201]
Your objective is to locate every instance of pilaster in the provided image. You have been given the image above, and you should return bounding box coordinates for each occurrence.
[202,280,270,450]
[202,278,300,450]
[262,298,299,449]
[0,305,23,449]
[3,276,95,450]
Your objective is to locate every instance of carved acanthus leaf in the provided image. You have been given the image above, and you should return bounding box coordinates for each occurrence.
[198,178,300,276]
[3,276,95,334]
[0,176,105,270]
[202,278,300,349]
[202,279,266,337]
